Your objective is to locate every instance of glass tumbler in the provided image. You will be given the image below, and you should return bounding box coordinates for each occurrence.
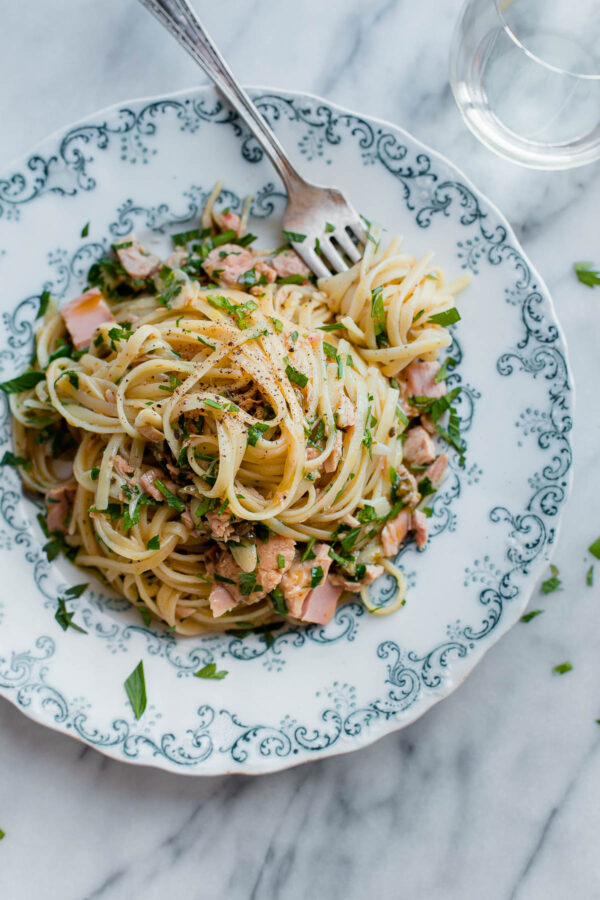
[450,0,600,168]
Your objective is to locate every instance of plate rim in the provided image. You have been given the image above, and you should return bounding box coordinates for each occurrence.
[0,83,574,775]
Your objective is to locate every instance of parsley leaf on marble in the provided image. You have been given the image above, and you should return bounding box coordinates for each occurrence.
[540,565,561,594]
[574,262,600,288]
[588,537,600,559]
[552,662,573,675]
[520,609,544,623]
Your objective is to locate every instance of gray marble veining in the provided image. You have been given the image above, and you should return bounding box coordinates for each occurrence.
[1,1,599,898]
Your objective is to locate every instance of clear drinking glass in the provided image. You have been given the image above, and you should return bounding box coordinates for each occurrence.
[450,0,600,168]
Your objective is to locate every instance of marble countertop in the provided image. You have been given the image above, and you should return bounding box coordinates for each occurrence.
[1,1,599,898]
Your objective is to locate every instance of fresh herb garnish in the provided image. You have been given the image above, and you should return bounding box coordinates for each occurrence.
[325,222,335,233]
[147,536,160,550]
[172,226,210,246]
[574,261,600,287]
[37,290,51,320]
[158,374,182,394]
[540,565,561,594]
[0,371,45,394]
[521,609,544,623]
[434,357,457,383]
[0,451,31,469]
[269,587,287,615]
[247,421,269,446]
[277,554,286,569]
[285,361,308,389]
[55,594,88,634]
[154,479,185,512]
[310,565,324,587]
[194,662,228,680]
[81,222,90,237]
[276,274,306,285]
[370,286,387,346]
[238,571,260,596]
[282,230,306,243]
[207,294,258,329]
[588,537,600,559]
[90,466,100,481]
[124,660,147,719]
[429,308,461,326]
[301,537,316,562]
[587,565,594,586]
[271,317,284,333]
[318,322,345,332]
[552,662,572,675]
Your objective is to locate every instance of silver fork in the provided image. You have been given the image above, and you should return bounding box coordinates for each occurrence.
[137,0,366,277]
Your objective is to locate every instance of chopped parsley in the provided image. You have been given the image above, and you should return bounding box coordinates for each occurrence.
[124,660,147,719]
[0,451,31,469]
[574,261,600,287]
[55,595,88,634]
[238,571,261,596]
[370,286,387,346]
[552,662,572,675]
[282,230,306,243]
[277,554,286,569]
[301,537,316,562]
[0,371,45,394]
[429,307,461,326]
[310,565,324,588]
[155,479,185,512]
[194,662,228,680]
[271,317,284,333]
[587,565,594,586]
[90,466,100,481]
[81,222,90,238]
[204,397,225,410]
[207,294,258,329]
[325,222,335,233]
[285,361,308,389]
[318,322,345,332]
[540,565,561,594]
[520,609,544,623]
[269,587,287,616]
[588,537,600,559]
[37,290,51,320]
[158,374,182,394]
[276,274,307,285]
[434,357,457,383]
[147,536,160,550]
[172,226,211,246]
[247,421,269,446]
[237,267,268,288]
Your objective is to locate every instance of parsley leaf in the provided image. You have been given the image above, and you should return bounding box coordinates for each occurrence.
[269,587,287,615]
[282,230,306,243]
[552,662,572,675]
[285,361,308,388]
[81,222,90,238]
[301,537,316,562]
[540,566,561,594]
[194,662,228,680]
[55,596,87,634]
[124,660,147,719]
[429,308,461,326]
[154,480,185,512]
[0,371,45,394]
[370,286,387,346]
[588,537,600,559]
[247,421,269,446]
[147,536,160,550]
[310,565,324,588]
[574,261,600,287]
[587,565,594,586]
[0,450,31,469]
[238,571,261,596]
[521,609,544,623]
[37,290,51,320]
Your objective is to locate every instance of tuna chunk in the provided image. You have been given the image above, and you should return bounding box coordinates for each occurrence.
[423,453,448,486]
[335,393,356,429]
[381,510,411,557]
[257,535,295,594]
[206,509,235,542]
[301,581,342,625]
[113,454,134,478]
[214,210,242,235]
[404,360,446,400]
[271,250,311,280]
[139,468,163,501]
[116,239,160,279]
[413,509,428,549]
[203,244,275,288]
[209,585,238,617]
[403,426,436,466]
[329,564,384,592]
[61,287,114,350]
[281,542,332,618]
[323,430,343,473]
[45,485,75,533]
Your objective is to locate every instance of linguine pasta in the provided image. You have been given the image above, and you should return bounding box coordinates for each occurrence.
[4,188,468,635]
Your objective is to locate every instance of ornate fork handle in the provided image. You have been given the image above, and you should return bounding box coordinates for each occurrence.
[138,0,305,191]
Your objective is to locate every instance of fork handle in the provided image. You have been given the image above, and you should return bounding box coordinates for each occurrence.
[138,0,306,192]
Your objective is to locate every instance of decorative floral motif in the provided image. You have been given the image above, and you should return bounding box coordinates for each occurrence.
[0,89,572,773]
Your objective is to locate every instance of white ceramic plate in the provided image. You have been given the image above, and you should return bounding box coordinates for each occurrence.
[0,87,573,774]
